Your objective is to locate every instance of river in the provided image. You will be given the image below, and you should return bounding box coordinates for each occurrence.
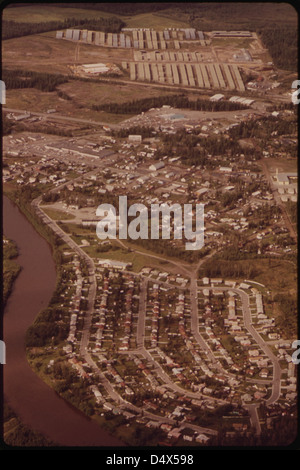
[3,196,125,447]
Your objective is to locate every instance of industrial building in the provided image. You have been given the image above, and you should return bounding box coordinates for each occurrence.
[211,31,252,37]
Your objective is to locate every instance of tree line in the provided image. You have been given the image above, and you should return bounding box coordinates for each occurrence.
[112,125,156,139]
[2,16,125,40]
[2,69,69,92]
[258,27,298,72]
[156,128,262,166]
[228,115,298,140]
[92,94,248,114]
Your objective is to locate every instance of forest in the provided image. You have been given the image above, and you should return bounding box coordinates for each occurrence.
[2,69,69,92]
[92,95,247,114]
[258,27,298,72]
[228,115,298,141]
[2,16,125,40]
[274,293,297,337]
[112,125,156,139]
[156,128,262,165]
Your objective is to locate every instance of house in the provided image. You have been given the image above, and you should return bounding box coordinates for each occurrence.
[195,434,210,443]
[149,161,165,171]
[219,166,232,173]
[128,135,142,143]
[98,259,131,270]
[167,428,181,439]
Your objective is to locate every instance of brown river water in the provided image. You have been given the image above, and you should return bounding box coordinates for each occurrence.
[3,196,125,447]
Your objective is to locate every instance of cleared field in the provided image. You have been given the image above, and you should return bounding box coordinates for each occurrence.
[4,88,127,125]
[5,80,179,124]
[2,5,190,29]
[2,32,133,75]
[42,208,75,220]
[262,157,298,174]
[2,5,118,22]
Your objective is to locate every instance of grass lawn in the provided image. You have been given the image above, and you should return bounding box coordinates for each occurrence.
[42,207,75,221]
[262,157,298,175]
[2,32,133,75]
[58,80,178,108]
[82,245,147,273]
[211,37,255,48]
[2,5,190,29]
[2,5,123,23]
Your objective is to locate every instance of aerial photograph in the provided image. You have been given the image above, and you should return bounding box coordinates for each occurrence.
[1,2,298,450]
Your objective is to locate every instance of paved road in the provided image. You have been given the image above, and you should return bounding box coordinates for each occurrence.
[235,287,282,405]
[204,284,282,435]
[3,107,119,130]
[136,278,147,349]
[32,171,282,438]
[246,403,262,435]
[190,278,219,367]
[260,160,297,242]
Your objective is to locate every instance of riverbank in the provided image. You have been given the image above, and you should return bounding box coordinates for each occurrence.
[3,237,22,307]
[3,193,125,446]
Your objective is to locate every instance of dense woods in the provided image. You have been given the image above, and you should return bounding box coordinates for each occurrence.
[274,294,297,337]
[92,95,247,114]
[259,28,298,72]
[156,128,262,165]
[2,115,14,135]
[2,69,69,92]
[112,126,156,139]
[2,17,125,40]
[3,238,21,307]
[228,116,298,140]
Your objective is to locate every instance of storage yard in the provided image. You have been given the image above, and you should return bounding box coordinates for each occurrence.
[58,27,209,49]
[54,28,268,91]
[125,61,245,91]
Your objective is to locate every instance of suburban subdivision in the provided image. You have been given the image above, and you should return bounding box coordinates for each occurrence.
[2,3,298,447]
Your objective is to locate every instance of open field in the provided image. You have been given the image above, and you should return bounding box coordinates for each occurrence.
[251,258,297,296]
[211,37,255,48]
[262,158,298,175]
[2,4,189,29]
[4,88,129,125]
[188,2,297,29]
[42,208,75,221]
[5,76,181,124]
[120,12,189,29]
[57,80,179,108]
[2,32,134,75]
[2,5,125,23]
